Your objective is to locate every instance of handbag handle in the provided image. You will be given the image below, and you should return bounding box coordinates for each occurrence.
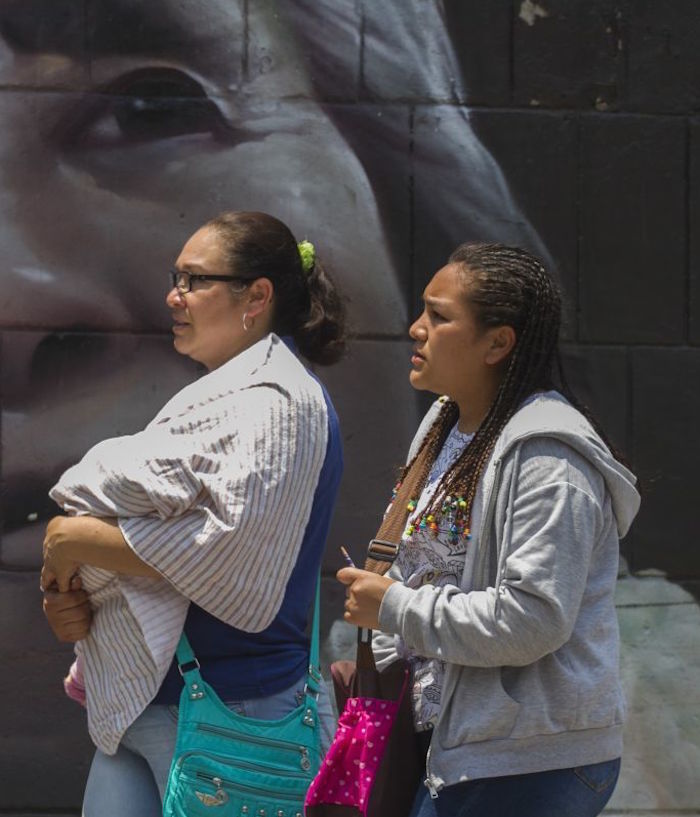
[305,576,323,697]
[356,627,378,672]
[355,409,452,663]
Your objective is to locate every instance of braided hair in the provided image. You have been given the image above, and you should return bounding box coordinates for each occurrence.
[402,243,619,535]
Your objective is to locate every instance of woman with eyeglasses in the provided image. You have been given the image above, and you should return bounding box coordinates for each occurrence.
[40,211,346,816]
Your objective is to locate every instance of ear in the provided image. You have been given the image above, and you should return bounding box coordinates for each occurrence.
[244,277,274,319]
[484,325,516,367]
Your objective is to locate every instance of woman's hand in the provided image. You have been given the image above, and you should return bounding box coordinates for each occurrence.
[337,567,395,629]
[41,516,82,592]
[42,514,161,586]
[43,576,93,642]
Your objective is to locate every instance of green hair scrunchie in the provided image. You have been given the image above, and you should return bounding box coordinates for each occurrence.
[297,240,316,275]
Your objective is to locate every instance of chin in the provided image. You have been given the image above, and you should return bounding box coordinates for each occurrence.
[409,370,430,391]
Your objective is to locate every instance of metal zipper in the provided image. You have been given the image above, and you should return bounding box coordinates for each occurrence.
[195,724,313,771]
[423,744,439,799]
[177,748,309,779]
[423,457,504,798]
[472,457,503,589]
[194,770,306,800]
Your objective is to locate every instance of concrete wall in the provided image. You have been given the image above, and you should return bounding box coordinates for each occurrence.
[0,1,698,813]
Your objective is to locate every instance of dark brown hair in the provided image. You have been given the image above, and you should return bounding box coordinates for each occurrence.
[403,242,620,526]
[205,211,347,365]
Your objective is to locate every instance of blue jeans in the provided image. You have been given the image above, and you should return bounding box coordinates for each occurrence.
[409,758,621,817]
[82,675,336,817]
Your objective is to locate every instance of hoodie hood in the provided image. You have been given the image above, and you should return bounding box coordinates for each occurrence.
[495,391,640,538]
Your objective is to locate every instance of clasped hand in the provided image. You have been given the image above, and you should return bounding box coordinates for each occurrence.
[41,515,82,592]
[336,566,395,630]
[43,576,93,642]
[41,516,93,643]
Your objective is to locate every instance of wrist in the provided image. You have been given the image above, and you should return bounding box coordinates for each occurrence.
[47,516,83,563]
[377,579,405,634]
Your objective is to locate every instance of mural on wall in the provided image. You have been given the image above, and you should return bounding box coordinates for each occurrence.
[0,0,549,564]
[0,1,698,813]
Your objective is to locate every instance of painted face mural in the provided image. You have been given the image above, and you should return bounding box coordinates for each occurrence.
[0,1,547,558]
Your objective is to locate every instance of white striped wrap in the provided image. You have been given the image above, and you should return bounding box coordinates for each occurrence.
[50,335,329,754]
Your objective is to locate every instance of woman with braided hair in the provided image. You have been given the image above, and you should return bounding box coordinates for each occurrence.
[338,243,640,817]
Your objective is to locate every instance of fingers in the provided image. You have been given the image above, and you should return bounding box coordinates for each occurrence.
[43,589,92,642]
[39,565,56,593]
[48,620,91,643]
[41,563,76,593]
[46,617,91,642]
[336,566,364,585]
[43,588,90,612]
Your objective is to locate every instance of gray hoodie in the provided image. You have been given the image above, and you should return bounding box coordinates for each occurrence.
[374,392,640,794]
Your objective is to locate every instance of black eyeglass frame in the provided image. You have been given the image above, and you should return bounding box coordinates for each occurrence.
[170,269,250,293]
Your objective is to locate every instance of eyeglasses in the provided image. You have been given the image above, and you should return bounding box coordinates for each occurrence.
[169,269,249,294]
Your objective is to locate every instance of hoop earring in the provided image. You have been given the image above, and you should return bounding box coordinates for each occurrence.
[242,312,253,332]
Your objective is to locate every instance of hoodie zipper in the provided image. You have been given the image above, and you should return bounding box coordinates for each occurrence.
[423,457,503,798]
[471,457,503,589]
[424,744,439,799]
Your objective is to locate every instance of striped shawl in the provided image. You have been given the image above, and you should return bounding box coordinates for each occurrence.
[49,335,329,754]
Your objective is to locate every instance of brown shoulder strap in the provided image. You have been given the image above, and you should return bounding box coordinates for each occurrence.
[363,439,437,575]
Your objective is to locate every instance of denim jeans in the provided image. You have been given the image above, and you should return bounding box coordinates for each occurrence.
[82,674,336,817]
[409,758,621,817]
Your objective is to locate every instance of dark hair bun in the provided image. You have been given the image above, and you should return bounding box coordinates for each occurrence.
[205,211,347,365]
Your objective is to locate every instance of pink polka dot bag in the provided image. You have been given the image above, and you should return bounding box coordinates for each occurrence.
[308,460,434,817]
[305,631,422,817]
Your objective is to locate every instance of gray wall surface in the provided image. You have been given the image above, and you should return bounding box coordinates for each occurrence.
[0,1,698,813]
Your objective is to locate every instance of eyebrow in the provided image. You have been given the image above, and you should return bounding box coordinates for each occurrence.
[423,295,452,307]
[0,2,84,55]
[0,1,243,85]
[175,263,211,274]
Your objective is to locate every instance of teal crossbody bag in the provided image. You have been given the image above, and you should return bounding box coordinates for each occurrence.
[162,579,323,817]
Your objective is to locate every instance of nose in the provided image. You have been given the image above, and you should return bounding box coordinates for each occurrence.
[409,311,427,342]
[165,285,186,309]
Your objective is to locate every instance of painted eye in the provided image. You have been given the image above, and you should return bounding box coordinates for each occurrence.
[50,67,235,149]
